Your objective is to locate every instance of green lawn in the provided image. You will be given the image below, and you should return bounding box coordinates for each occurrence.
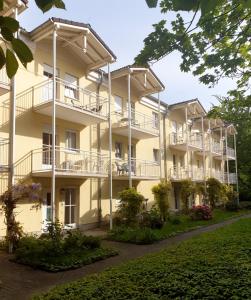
[108,209,251,244]
[34,217,251,299]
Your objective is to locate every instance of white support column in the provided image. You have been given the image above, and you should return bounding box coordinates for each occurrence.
[201,117,206,193]
[209,120,212,177]
[185,106,189,177]
[158,92,162,179]
[233,133,239,204]
[220,127,224,182]
[8,6,18,188]
[51,26,57,222]
[128,73,132,188]
[108,63,113,229]
[225,128,230,185]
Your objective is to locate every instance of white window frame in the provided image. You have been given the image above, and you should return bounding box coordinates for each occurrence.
[152,111,159,129]
[115,142,123,159]
[114,95,123,114]
[65,130,77,152]
[64,188,77,229]
[153,148,160,163]
[64,73,78,100]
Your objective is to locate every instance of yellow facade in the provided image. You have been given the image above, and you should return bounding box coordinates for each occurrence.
[0,16,237,237]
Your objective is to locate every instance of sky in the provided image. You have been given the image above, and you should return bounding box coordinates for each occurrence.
[19,0,237,110]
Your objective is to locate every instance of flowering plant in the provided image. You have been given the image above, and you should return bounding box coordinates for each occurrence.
[189,205,212,221]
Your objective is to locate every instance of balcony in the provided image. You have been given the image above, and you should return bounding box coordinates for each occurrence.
[211,141,223,159]
[17,78,108,125]
[15,147,108,179]
[169,167,191,181]
[0,137,9,172]
[224,147,236,160]
[112,158,160,180]
[169,133,203,152]
[192,168,204,181]
[224,173,237,184]
[0,67,10,95]
[112,109,159,140]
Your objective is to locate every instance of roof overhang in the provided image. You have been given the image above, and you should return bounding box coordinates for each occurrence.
[1,0,27,16]
[29,18,116,73]
[111,66,165,97]
[169,99,206,118]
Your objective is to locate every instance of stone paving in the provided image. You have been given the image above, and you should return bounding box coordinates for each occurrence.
[0,214,250,300]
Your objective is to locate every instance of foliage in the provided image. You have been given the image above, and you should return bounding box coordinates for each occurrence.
[225,201,239,212]
[34,218,251,299]
[180,179,195,213]
[0,0,65,78]
[206,177,222,209]
[208,93,251,200]
[108,208,250,244]
[140,206,164,229]
[0,180,41,253]
[151,180,171,221]
[239,201,251,209]
[108,226,158,245]
[139,0,251,90]
[117,188,144,225]
[190,205,212,221]
[14,230,117,272]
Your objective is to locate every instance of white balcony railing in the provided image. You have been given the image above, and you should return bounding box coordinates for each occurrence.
[15,147,108,178]
[16,78,108,118]
[113,158,160,178]
[113,108,159,136]
[224,173,237,184]
[0,137,9,170]
[192,168,204,181]
[224,147,235,158]
[169,133,203,149]
[169,167,191,180]
[0,67,10,86]
[211,141,222,154]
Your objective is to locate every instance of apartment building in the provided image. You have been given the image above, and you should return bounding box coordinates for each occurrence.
[0,13,238,236]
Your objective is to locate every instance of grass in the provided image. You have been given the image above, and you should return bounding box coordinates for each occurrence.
[33,217,251,299]
[108,209,251,244]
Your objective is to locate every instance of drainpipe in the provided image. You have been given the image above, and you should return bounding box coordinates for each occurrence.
[96,71,103,225]
[51,25,57,223]
[108,63,113,230]
[128,72,132,188]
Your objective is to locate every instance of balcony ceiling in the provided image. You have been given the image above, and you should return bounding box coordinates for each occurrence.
[29,18,116,72]
[112,124,158,140]
[32,170,107,179]
[33,101,107,126]
[0,83,10,96]
[1,0,27,16]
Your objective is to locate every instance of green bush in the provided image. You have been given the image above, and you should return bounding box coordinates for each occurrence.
[140,206,164,229]
[152,181,171,221]
[64,230,101,251]
[189,205,213,221]
[180,179,196,213]
[117,188,144,225]
[207,178,223,209]
[239,201,251,209]
[225,201,239,211]
[169,216,182,225]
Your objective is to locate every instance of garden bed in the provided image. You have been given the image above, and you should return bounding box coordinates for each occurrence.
[33,218,251,299]
[108,209,251,244]
[13,247,118,272]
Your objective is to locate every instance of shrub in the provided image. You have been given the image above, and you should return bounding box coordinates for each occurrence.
[140,206,164,229]
[152,181,171,221]
[64,230,101,251]
[239,201,251,209]
[180,179,196,213]
[189,205,212,221]
[225,202,239,211]
[207,178,222,209]
[117,188,144,225]
[169,216,182,225]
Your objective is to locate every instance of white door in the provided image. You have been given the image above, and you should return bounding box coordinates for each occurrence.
[64,188,77,228]
[42,190,52,231]
[42,64,59,102]
[114,96,122,114]
[64,73,78,100]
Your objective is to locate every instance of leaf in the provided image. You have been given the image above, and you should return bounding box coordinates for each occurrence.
[1,17,19,32]
[145,0,158,8]
[200,0,222,16]
[0,46,6,69]
[11,38,33,67]
[35,0,65,12]
[240,0,251,8]
[6,49,18,78]
[172,0,199,11]
[1,26,14,41]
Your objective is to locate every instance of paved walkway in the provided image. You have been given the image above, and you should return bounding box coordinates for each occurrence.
[0,214,250,300]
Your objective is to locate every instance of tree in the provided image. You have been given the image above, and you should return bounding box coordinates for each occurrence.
[180,179,195,213]
[138,0,251,91]
[0,0,65,78]
[206,177,222,209]
[152,180,171,221]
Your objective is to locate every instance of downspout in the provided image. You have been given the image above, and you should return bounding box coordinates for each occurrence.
[96,71,104,226]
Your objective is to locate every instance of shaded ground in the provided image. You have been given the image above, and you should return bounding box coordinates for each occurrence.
[0,213,250,300]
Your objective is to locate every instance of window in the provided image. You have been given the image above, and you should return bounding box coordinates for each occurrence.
[64,73,78,99]
[66,130,77,150]
[180,156,184,168]
[153,149,160,163]
[64,189,76,226]
[114,96,123,114]
[115,142,123,159]
[152,112,159,128]
[42,64,58,102]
